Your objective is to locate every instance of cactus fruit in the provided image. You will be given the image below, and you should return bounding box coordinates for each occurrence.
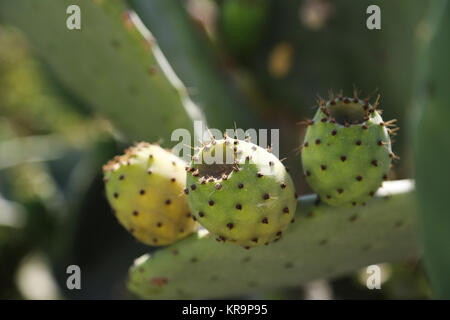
[186,137,297,248]
[301,93,397,207]
[103,142,197,246]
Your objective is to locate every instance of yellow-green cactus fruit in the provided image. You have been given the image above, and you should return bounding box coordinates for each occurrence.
[103,142,197,246]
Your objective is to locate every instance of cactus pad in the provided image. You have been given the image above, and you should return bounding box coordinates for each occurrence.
[103,143,197,246]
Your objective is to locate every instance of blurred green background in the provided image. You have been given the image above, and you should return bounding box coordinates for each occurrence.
[0,0,444,299]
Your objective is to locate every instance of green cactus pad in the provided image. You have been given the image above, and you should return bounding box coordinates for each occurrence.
[186,138,297,248]
[103,143,197,246]
[301,96,396,207]
[128,180,418,299]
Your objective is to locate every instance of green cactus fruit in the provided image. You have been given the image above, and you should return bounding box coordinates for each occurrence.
[103,142,197,246]
[301,94,397,207]
[186,137,297,248]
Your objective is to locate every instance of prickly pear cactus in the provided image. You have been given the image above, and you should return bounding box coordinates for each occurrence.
[186,137,297,248]
[103,143,197,246]
[301,94,397,207]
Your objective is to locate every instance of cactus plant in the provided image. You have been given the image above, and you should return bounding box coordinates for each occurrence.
[103,143,197,246]
[186,138,296,248]
[301,93,396,207]
[1,0,446,301]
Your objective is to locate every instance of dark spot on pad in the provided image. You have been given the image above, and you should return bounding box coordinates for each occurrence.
[281,182,287,188]
[319,239,328,246]
[119,175,125,180]
[331,130,337,136]
[337,189,343,194]
[140,190,146,195]
[371,160,378,166]
[198,212,204,217]
[165,199,171,205]
[209,200,214,206]
[283,207,289,213]
[315,139,321,145]
[356,140,362,146]
[238,183,244,189]
[227,223,234,229]
[184,188,189,195]
[262,218,268,224]
[236,204,242,210]
[321,165,327,171]
[257,172,263,178]
[157,222,162,227]
[263,193,270,200]
[191,184,197,190]
[340,156,346,162]
[356,175,362,181]
[114,192,119,198]
[133,211,139,216]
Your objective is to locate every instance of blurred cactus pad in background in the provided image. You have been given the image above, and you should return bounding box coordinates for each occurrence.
[0,0,448,300]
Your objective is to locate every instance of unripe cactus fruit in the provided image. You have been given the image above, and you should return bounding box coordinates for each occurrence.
[301,95,397,207]
[186,137,297,248]
[103,142,197,246]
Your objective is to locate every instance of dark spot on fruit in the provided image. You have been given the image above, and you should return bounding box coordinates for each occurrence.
[331,130,337,136]
[114,192,119,198]
[191,184,196,190]
[157,222,162,227]
[356,175,362,181]
[153,238,158,243]
[283,207,289,213]
[227,223,233,229]
[192,216,197,221]
[262,217,268,224]
[321,165,327,171]
[356,140,362,146]
[165,199,171,205]
[186,212,191,218]
[133,211,139,216]
[234,140,238,145]
[269,161,274,166]
[263,193,270,200]
[236,204,242,210]
[341,156,346,162]
[395,221,403,228]
[172,161,176,166]
[147,170,152,174]
[252,238,258,243]
[140,189,145,195]
[315,139,321,145]
[371,160,378,166]
[179,228,184,233]
[171,178,176,182]
[184,188,189,195]
[198,211,204,217]
[281,182,287,189]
